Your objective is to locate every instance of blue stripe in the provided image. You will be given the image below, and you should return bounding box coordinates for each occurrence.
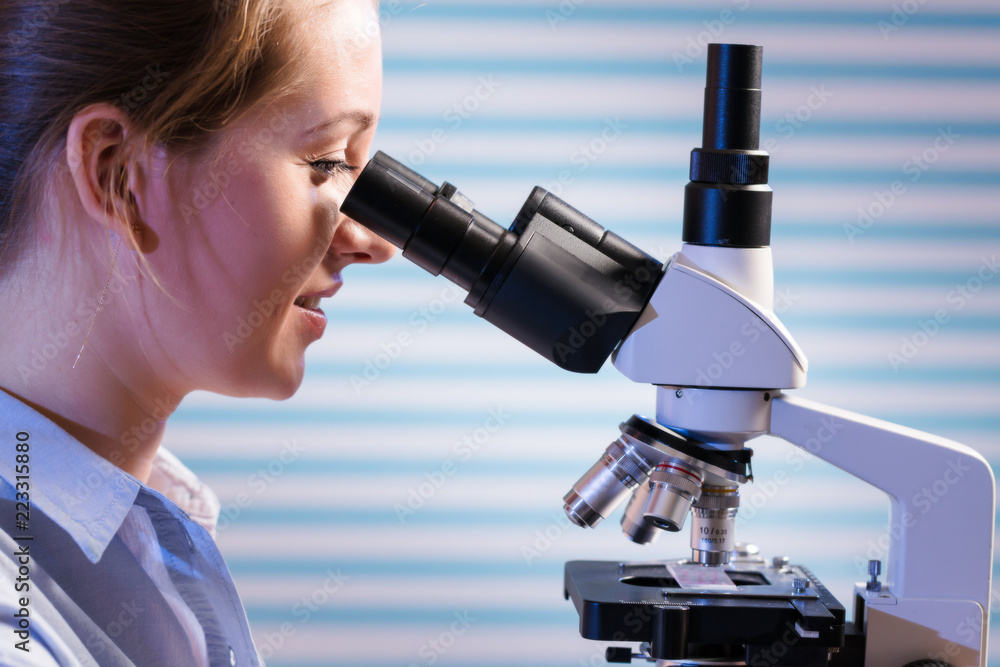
[386,57,1000,81]
[377,117,1000,138]
[386,5,1000,29]
[777,313,1000,331]
[227,556,882,580]
[773,225,1000,243]
[324,306,1000,330]
[347,263,1000,288]
[190,458,583,476]
[171,407,1000,433]
[298,360,1000,385]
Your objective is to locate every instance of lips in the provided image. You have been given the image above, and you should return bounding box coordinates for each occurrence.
[293,281,342,311]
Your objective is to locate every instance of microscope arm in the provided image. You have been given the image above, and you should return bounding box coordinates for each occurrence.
[770,393,995,664]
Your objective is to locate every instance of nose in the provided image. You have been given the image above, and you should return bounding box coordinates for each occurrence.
[331,215,397,265]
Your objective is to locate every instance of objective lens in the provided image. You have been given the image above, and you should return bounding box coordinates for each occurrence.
[563,439,652,528]
[620,480,662,544]
[643,462,703,532]
[690,486,740,565]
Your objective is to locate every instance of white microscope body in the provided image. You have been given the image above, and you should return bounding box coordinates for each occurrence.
[614,242,994,666]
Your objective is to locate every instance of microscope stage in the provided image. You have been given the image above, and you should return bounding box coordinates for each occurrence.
[564,559,850,665]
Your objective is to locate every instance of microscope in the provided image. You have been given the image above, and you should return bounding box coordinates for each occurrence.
[342,44,995,667]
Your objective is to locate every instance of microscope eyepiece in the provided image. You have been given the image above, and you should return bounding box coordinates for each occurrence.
[683,43,772,249]
[702,43,762,151]
[342,151,664,373]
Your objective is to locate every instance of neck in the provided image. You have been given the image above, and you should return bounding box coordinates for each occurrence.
[0,225,183,484]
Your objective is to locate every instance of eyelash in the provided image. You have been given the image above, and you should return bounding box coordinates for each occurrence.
[310,159,359,176]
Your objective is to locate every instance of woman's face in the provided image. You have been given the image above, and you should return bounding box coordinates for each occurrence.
[135,0,394,399]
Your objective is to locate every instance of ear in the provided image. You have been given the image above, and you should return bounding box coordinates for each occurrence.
[65,103,139,237]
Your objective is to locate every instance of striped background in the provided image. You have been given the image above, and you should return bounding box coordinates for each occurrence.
[165,1,1000,665]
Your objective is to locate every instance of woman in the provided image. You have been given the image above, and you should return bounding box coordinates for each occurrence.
[0,0,394,664]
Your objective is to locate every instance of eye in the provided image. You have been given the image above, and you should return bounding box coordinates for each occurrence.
[310,159,359,177]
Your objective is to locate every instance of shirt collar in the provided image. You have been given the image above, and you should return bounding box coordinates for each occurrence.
[0,389,141,563]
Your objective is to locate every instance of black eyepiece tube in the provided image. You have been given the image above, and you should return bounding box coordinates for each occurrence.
[340,152,438,249]
[683,43,772,248]
[342,152,664,373]
[702,43,762,150]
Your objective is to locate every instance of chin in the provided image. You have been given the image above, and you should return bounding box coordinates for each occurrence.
[221,355,306,401]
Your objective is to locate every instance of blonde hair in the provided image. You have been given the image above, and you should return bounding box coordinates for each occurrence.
[0,0,310,269]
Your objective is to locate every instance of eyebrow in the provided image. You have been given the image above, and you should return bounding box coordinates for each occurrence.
[302,111,377,137]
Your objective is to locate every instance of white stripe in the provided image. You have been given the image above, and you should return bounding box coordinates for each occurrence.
[383,73,1000,122]
[185,374,998,414]
[384,20,1000,66]
[388,0,999,11]
[374,130,1000,171]
[339,179,997,231]
[246,625,643,664]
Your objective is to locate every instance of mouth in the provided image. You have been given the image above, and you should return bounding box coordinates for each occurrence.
[294,295,323,310]
[293,281,342,311]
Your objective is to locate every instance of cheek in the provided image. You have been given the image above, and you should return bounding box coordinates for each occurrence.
[202,165,308,286]
[151,163,310,333]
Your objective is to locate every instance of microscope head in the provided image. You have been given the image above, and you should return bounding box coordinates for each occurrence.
[342,152,663,374]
